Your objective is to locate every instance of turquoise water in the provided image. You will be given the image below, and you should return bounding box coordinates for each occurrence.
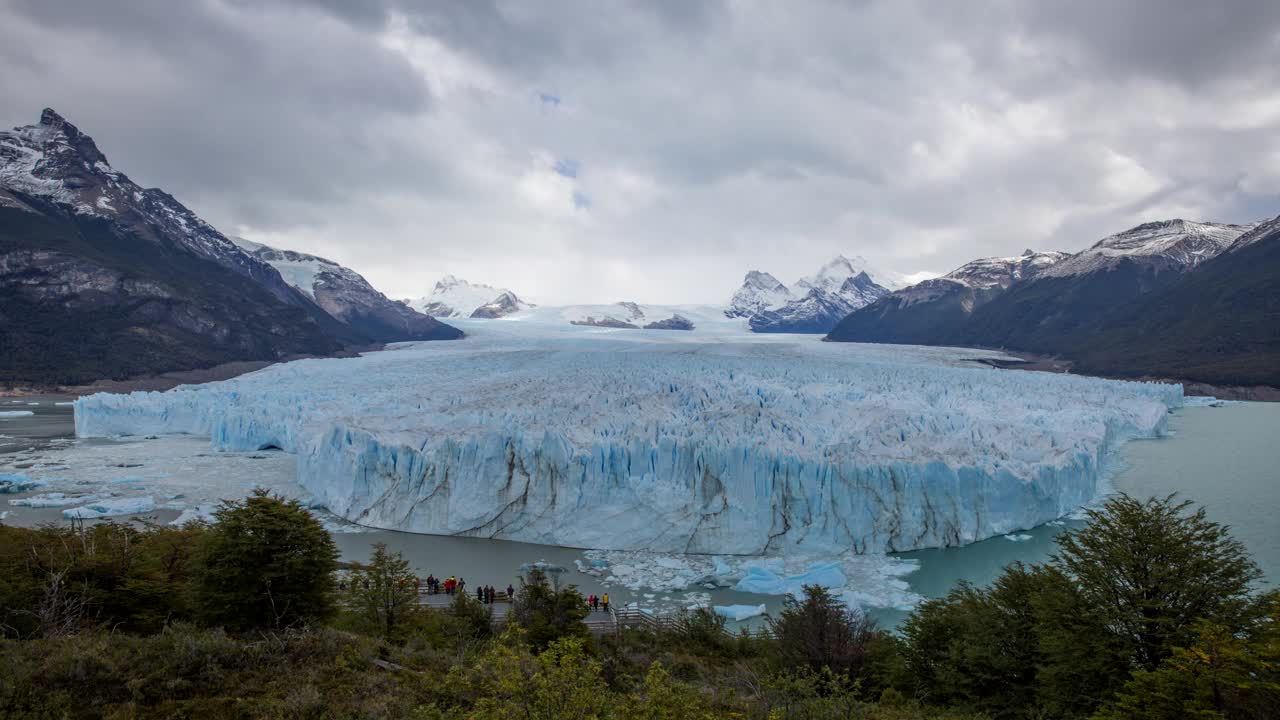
[866,401,1280,627]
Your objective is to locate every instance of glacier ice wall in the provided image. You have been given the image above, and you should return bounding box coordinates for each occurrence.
[75,325,1182,554]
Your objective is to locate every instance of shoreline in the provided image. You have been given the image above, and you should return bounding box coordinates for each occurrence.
[967,352,1280,402]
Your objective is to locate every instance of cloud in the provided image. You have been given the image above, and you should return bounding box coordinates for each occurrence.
[1,0,1277,304]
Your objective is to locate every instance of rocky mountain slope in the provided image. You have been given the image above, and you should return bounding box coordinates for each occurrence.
[0,109,457,385]
[954,219,1252,355]
[825,250,1069,345]
[829,218,1277,387]
[727,255,896,333]
[409,275,531,318]
[1066,216,1279,386]
[232,238,459,343]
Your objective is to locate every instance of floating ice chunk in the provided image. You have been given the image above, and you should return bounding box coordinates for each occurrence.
[735,561,846,597]
[0,511,7,520]
[714,604,768,621]
[0,474,45,493]
[1003,533,1034,542]
[62,496,156,519]
[0,411,34,418]
[55,402,75,406]
[11,492,97,508]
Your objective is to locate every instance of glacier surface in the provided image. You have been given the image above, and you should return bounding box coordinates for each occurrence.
[73,320,1182,555]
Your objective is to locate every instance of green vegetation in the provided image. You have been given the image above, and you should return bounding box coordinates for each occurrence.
[192,490,339,631]
[1,492,1275,718]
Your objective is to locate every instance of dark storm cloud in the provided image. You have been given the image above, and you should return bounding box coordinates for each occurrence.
[1,0,1277,303]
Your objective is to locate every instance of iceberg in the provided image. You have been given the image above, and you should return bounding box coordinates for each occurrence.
[11,492,99,508]
[0,473,44,493]
[736,561,846,597]
[62,496,156,519]
[73,321,1182,554]
[0,410,34,417]
[714,604,768,621]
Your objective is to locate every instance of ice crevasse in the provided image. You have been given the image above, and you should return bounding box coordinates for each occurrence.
[73,333,1182,554]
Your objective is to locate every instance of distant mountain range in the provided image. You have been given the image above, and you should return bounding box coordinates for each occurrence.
[0,109,459,386]
[231,238,455,344]
[408,275,532,319]
[828,218,1279,388]
[726,255,904,333]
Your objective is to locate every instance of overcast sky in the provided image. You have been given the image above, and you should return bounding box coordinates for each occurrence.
[3,0,1279,304]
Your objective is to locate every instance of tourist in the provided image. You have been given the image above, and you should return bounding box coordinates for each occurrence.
[506,584,514,600]
[458,577,466,594]
[587,593,595,611]
[602,593,609,612]
[476,585,484,602]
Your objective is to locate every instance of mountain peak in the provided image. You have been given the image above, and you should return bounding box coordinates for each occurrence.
[39,107,70,129]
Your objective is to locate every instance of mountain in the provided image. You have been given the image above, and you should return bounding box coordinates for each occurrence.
[409,275,531,318]
[825,250,1069,345]
[953,219,1252,355]
[725,270,792,318]
[732,255,894,333]
[0,108,455,386]
[828,218,1278,388]
[1066,216,1280,387]
[232,238,459,343]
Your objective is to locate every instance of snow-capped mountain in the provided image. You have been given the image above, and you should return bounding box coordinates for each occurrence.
[1038,219,1252,278]
[725,271,792,318]
[826,249,1069,345]
[729,255,895,333]
[561,301,696,330]
[0,109,315,306]
[410,275,531,319]
[0,108,457,384]
[830,217,1279,388]
[232,238,459,343]
[943,249,1072,289]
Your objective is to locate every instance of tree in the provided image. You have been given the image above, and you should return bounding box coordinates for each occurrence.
[508,568,588,650]
[768,585,878,680]
[346,543,419,639]
[191,490,338,631]
[1054,494,1262,671]
[1094,599,1280,720]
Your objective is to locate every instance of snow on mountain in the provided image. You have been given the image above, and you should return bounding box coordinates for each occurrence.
[410,275,531,318]
[1039,219,1253,278]
[725,271,793,318]
[0,109,296,295]
[75,321,1182,556]
[726,255,899,333]
[501,302,734,333]
[231,238,458,343]
[0,108,402,383]
[942,249,1072,289]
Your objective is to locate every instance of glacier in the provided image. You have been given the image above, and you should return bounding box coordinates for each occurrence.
[73,319,1182,555]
